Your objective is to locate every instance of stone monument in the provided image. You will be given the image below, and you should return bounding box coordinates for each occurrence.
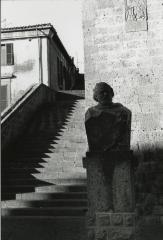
[83,82,135,240]
[85,82,131,152]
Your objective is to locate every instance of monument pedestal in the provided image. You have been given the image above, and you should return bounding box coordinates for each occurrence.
[83,151,136,240]
[95,212,136,240]
[84,83,135,239]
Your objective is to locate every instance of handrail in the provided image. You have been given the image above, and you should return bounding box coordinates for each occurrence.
[1,83,56,152]
[1,84,40,121]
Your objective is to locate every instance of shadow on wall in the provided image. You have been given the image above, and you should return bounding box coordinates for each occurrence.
[13,59,35,72]
[1,99,80,201]
[11,84,37,105]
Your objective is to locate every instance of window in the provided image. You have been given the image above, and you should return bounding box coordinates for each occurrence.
[57,57,60,81]
[1,43,14,66]
[57,57,61,88]
[57,57,64,89]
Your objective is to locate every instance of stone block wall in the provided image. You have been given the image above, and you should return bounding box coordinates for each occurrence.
[1,84,56,152]
[83,0,163,225]
[83,0,163,151]
[96,212,135,240]
[84,151,135,240]
[88,212,136,240]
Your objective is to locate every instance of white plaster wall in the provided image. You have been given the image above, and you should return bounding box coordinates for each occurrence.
[42,38,49,86]
[1,38,39,102]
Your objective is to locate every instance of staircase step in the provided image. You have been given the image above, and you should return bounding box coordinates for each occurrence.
[2,185,87,194]
[3,166,84,173]
[2,182,86,192]
[2,207,87,217]
[12,153,56,157]
[16,192,87,200]
[16,143,57,148]
[22,138,61,144]
[1,193,17,201]
[44,148,85,153]
[2,171,86,180]
[35,184,87,193]
[37,178,87,185]
[31,171,86,180]
[2,186,36,193]
[2,160,82,170]
[8,153,85,160]
[3,178,86,187]
[2,162,46,168]
[3,158,47,163]
[2,172,41,179]
[37,166,85,173]
[2,168,41,174]
[14,149,57,154]
[2,215,86,219]
[1,188,87,201]
[2,199,88,208]
[2,216,87,240]
[45,152,85,160]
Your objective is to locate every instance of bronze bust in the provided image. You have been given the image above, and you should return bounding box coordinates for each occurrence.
[85,82,131,152]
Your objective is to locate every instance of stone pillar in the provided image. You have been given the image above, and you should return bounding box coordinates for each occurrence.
[83,150,135,240]
[83,83,135,240]
[95,212,136,240]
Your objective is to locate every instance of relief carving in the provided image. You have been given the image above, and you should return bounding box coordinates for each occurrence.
[125,0,148,32]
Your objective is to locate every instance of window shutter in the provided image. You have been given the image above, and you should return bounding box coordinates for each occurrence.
[1,45,6,65]
[6,43,14,65]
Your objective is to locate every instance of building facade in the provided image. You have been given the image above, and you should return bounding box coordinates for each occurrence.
[83,0,163,152]
[1,23,80,111]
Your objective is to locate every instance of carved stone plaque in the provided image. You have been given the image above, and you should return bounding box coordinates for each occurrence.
[125,0,148,32]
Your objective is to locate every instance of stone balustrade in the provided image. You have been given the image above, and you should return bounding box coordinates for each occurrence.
[1,83,56,152]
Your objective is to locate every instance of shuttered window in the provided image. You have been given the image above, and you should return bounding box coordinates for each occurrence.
[1,43,14,66]
[6,44,14,65]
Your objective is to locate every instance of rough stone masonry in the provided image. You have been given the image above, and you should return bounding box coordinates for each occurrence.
[83,0,163,153]
[83,82,135,240]
[82,0,163,237]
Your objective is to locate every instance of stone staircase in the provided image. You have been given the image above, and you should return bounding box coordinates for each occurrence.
[1,95,88,240]
[2,92,163,240]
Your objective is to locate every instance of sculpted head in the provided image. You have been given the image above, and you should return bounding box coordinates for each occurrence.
[93,82,114,105]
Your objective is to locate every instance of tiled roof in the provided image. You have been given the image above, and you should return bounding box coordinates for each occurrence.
[1,23,54,32]
[1,23,74,65]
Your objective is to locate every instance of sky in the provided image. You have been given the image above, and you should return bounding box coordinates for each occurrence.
[1,0,84,73]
